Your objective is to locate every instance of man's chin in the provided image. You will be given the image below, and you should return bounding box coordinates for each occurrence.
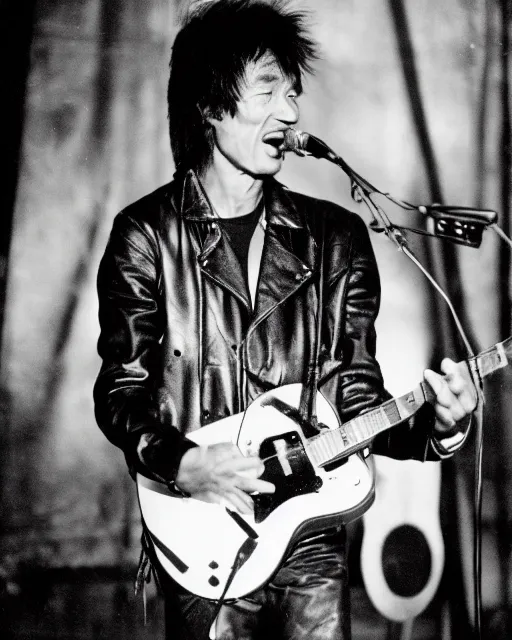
[252,157,284,177]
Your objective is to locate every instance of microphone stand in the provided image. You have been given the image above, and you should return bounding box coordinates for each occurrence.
[288,133,512,640]
[356,187,512,640]
[346,173,484,640]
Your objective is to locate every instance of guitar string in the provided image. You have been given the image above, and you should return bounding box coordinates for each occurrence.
[252,413,382,466]
[252,404,395,466]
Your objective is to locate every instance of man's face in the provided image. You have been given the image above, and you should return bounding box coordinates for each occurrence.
[208,54,300,177]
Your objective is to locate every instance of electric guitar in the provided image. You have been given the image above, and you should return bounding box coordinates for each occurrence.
[137,337,511,601]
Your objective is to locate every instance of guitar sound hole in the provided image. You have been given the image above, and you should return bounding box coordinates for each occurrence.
[382,524,431,597]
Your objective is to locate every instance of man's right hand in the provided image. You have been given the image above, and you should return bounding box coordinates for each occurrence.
[175,443,275,515]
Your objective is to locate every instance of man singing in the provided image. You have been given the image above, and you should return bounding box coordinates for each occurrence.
[94,1,477,638]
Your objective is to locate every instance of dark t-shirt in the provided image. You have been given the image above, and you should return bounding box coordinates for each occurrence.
[217,198,264,288]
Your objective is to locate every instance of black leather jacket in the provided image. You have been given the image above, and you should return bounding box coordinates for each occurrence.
[94,169,442,480]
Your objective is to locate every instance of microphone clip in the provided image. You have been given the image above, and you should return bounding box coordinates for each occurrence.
[420,205,498,248]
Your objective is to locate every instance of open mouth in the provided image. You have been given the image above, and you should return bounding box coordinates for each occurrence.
[262,131,286,154]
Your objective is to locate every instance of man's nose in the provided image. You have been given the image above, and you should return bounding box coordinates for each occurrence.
[276,95,299,124]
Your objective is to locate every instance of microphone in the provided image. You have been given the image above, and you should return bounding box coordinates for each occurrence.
[283,128,334,160]
[284,127,498,248]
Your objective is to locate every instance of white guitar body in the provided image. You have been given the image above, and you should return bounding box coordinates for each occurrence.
[361,456,444,621]
[137,383,374,600]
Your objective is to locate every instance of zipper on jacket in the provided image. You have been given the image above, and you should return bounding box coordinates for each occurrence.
[241,342,248,410]
[234,342,248,414]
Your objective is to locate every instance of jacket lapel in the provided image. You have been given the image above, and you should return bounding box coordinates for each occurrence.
[251,180,317,329]
[179,170,252,310]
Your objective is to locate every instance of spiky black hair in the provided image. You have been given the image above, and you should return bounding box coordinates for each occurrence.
[167,0,317,173]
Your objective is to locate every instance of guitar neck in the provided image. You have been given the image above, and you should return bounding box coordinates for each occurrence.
[307,336,512,468]
[473,335,512,379]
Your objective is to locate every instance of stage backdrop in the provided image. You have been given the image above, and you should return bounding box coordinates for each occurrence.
[0,0,508,613]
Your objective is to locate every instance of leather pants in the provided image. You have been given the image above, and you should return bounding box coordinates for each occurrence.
[160,528,351,640]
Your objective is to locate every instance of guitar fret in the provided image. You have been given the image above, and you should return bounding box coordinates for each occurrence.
[309,429,343,466]
[309,430,341,466]
[383,401,401,425]
[308,435,323,466]
[324,431,343,457]
[348,409,387,443]
[315,432,332,460]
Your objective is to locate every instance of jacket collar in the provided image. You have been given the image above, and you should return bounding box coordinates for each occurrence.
[175,169,316,318]
[178,168,306,231]
[179,169,217,221]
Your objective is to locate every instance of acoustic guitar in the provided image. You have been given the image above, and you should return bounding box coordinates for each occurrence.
[137,337,511,601]
[361,456,444,622]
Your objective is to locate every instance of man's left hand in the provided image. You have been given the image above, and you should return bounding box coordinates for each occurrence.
[423,358,478,436]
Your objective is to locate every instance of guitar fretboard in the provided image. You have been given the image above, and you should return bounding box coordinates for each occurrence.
[307,336,512,468]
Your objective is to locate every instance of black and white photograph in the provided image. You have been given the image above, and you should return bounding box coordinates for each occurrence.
[0,1,510,638]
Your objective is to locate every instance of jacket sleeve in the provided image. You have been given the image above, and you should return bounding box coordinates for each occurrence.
[318,210,455,462]
[94,212,196,481]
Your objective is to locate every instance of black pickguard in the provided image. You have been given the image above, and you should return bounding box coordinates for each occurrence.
[252,431,322,523]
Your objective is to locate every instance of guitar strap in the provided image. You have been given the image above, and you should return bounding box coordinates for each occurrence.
[298,213,325,436]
